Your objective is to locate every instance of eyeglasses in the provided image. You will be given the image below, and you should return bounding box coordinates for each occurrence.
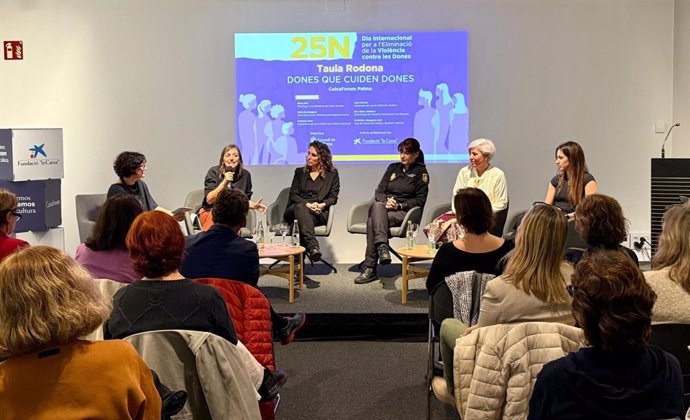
[566,284,576,297]
[8,210,21,221]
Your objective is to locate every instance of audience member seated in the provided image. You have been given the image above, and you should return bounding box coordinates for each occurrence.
[0,188,28,262]
[284,140,340,262]
[425,138,508,242]
[425,187,513,294]
[544,141,597,214]
[565,194,638,266]
[433,203,574,405]
[104,211,287,402]
[644,204,690,323]
[199,144,266,231]
[529,250,684,419]
[179,188,305,344]
[0,246,162,419]
[354,137,429,284]
[75,194,142,283]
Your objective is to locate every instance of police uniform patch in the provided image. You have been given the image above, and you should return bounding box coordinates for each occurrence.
[422,173,429,183]
[390,173,396,181]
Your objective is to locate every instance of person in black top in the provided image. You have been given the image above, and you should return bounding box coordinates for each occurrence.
[529,250,683,420]
[426,188,513,293]
[199,144,267,231]
[564,194,638,266]
[544,141,597,214]
[107,151,162,211]
[104,210,287,402]
[355,138,430,284]
[284,141,340,261]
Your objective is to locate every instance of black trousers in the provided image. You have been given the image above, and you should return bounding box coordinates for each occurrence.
[284,203,327,249]
[364,202,406,267]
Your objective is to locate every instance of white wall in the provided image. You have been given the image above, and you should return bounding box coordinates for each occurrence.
[675,0,690,156]
[0,0,675,263]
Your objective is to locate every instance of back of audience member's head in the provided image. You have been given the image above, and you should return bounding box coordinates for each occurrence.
[113,151,146,179]
[571,249,656,352]
[504,203,569,303]
[0,246,110,356]
[652,204,690,293]
[85,194,143,252]
[212,189,249,227]
[574,194,628,248]
[126,211,184,279]
[454,188,495,235]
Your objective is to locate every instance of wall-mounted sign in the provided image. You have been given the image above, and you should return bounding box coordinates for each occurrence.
[3,41,23,60]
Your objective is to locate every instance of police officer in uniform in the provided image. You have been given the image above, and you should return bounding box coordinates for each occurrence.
[355,137,430,284]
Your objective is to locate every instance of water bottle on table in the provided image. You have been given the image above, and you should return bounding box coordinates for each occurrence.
[292,219,300,247]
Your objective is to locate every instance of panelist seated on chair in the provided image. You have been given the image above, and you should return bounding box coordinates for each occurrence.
[103,210,287,402]
[75,194,142,283]
[425,188,513,294]
[425,138,508,242]
[283,141,340,262]
[544,140,597,215]
[431,203,575,405]
[529,250,684,420]
[107,151,169,214]
[355,137,430,285]
[0,246,162,419]
[180,188,306,345]
[198,144,266,232]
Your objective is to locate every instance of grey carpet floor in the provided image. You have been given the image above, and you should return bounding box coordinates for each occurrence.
[259,263,431,314]
[274,341,460,420]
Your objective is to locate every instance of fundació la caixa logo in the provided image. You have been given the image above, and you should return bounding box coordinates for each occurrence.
[29,144,47,159]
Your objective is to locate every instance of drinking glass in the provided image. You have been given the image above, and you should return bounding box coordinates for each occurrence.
[279,223,289,245]
[267,224,277,245]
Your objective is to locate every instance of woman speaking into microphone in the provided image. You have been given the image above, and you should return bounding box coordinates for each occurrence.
[198,144,266,231]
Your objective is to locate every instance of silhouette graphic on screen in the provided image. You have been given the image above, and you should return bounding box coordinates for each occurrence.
[253,99,272,165]
[435,83,453,154]
[448,92,469,153]
[414,89,440,159]
[238,94,257,163]
[271,122,299,164]
[263,104,286,164]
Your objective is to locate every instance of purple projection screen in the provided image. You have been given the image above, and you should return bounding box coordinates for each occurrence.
[235,31,469,165]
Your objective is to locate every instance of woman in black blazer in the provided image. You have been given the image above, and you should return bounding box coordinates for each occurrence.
[284,141,340,261]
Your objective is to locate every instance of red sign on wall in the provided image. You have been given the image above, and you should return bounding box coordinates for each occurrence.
[4,41,23,60]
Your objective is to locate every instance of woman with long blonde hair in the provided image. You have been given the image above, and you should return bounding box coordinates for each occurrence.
[0,246,161,419]
[433,203,574,404]
[644,204,690,323]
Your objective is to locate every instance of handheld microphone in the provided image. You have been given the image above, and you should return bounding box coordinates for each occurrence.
[661,123,681,158]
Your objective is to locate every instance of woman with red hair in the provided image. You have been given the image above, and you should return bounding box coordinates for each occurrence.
[104,211,286,402]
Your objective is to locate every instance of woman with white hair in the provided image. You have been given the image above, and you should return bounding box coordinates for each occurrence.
[237,93,257,163]
[425,138,508,241]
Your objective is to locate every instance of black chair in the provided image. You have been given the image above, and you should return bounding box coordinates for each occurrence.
[650,323,690,409]
[426,282,454,419]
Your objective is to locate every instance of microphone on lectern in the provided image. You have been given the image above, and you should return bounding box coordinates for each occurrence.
[661,123,681,158]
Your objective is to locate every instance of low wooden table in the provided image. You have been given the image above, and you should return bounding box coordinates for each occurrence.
[258,244,305,303]
[396,244,437,304]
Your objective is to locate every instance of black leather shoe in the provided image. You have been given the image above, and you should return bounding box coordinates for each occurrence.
[259,369,288,401]
[377,244,392,265]
[307,246,322,262]
[354,267,379,284]
[277,312,306,345]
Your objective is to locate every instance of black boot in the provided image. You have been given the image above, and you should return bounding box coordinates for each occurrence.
[354,266,379,284]
[377,243,392,265]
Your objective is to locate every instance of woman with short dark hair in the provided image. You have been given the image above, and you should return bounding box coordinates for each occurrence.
[565,194,638,266]
[75,194,142,282]
[425,188,513,293]
[529,250,684,419]
[355,138,430,284]
[0,246,161,419]
[107,151,161,211]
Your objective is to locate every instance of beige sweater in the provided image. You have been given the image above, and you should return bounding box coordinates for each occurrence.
[644,268,690,324]
[477,263,575,327]
[454,322,586,419]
